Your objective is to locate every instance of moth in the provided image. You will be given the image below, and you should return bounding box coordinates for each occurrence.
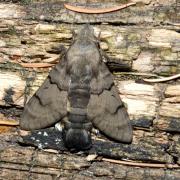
[20,25,133,150]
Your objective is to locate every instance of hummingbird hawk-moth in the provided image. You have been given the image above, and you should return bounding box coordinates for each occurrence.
[20,25,132,150]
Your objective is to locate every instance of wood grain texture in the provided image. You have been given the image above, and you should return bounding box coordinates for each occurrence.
[0,0,179,179]
[1,146,180,180]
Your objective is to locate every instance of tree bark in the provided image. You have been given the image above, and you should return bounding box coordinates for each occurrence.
[0,0,180,179]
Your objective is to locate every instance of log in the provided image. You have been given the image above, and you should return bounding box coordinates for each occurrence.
[1,145,180,180]
[2,1,178,26]
[0,21,179,74]
[0,0,179,179]
[19,128,173,163]
[0,72,25,107]
[0,2,179,75]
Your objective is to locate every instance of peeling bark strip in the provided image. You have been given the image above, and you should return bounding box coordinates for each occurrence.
[64,2,136,14]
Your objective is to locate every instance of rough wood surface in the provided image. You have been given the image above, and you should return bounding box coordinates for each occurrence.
[3,0,178,26]
[1,144,180,180]
[0,0,180,179]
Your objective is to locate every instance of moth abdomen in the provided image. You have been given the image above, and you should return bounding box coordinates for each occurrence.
[63,128,92,150]
[64,119,92,130]
[63,112,92,150]
[63,68,92,150]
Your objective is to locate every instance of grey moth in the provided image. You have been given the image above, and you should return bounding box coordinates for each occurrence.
[20,25,133,150]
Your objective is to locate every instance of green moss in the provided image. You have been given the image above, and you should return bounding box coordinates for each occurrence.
[105,37,115,48]
[6,37,21,47]
[170,66,178,74]
[160,49,178,61]
[1,26,19,36]
[20,0,32,5]
[0,62,22,71]
[154,12,167,22]
[128,33,141,42]
[127,45,141,59]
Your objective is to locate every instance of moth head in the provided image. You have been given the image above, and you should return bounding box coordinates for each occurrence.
[74,24,100,45]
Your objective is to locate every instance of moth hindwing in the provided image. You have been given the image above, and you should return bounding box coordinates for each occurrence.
[20,25,133,150]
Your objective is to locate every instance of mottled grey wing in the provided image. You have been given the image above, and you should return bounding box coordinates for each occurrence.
[88,63,133,143]
[20,76,67,130]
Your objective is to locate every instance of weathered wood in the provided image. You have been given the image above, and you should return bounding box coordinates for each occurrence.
[1,145,180,180]
[154,84,180,133]
[19,128,173,163]
[0,0,179,179]
[0,20,179,75]
[165,85,180,97]
[0,72,25,107]
[1,1,179,26]
[1,71,179,131]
